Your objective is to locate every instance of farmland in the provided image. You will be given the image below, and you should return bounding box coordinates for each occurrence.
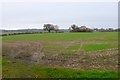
[2,32,118,78]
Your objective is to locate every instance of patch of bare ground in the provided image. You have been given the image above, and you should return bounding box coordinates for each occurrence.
[2,42,44,64]
[42,48,118,72]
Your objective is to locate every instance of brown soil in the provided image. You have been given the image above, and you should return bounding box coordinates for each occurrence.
[2,42,44,64]
[42,49,118,71]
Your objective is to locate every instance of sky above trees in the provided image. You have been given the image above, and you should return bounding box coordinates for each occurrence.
[1,1,118,30]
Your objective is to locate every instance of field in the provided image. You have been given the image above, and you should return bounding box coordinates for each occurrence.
[1,32,118,78]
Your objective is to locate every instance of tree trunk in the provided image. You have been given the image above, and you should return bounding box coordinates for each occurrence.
[48,30,51,33]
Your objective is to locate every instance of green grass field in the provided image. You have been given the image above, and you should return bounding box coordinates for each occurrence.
[2,32,118,78]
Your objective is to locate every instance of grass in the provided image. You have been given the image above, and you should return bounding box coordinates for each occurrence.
[2,32,118,54]
[2,57,118,78]
[2,32,118,42]
[82,44,117,52]
[2,32,118,78]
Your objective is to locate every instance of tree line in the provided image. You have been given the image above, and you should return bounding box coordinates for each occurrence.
[1,24,119,36]
[43,24,119,32]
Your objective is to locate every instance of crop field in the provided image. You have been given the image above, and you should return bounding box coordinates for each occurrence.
[1,32,119,78]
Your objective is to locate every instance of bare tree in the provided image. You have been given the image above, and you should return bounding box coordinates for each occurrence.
[43,24,59,33]
[69,24,79,32]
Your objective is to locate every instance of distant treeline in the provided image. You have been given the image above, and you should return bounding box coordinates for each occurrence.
[1,29,66,36]
[69,24,119,32]
[1,24,119,36]
[1,32,42,36]
[43,24,119,32]
[93,28,119,32]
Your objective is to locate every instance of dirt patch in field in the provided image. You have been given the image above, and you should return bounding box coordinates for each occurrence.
[42,48,118,71]
[2,42,44,64]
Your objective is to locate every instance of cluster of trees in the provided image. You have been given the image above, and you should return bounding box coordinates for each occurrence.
[69,24,93,32]
[43,24,93,32]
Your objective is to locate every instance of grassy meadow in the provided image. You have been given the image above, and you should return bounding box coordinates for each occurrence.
[2,32,119,78]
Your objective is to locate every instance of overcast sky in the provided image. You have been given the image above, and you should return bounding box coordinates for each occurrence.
[1,1,118,30]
